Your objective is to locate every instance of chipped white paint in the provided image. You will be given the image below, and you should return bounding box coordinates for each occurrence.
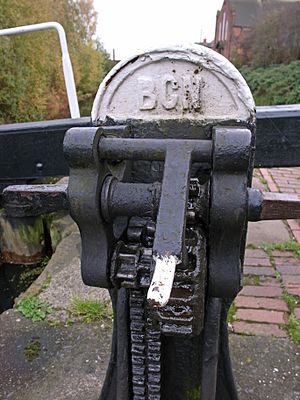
[147,254,179,308]
[92,45,255,124]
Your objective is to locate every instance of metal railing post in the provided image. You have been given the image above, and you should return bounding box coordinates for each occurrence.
[0,22,80,118]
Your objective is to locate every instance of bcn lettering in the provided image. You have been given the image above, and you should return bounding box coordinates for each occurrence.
[138,74,203,111]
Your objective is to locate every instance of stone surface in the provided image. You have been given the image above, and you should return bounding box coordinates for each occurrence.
[1,311,299,400]
[0,310,112,400]
[294,308,300,320]
[252,175,267,192]
[38,232,110,319]
[274,257,300,266]
[287,287,300,296]
[282,275,300,285]
[272,250,295,258]
[239,286,283,298]
[244,258,271,267]
[245,248,267,258]
[292,230,300,242]
[230,335,300,400]
[235,296,289,312]
[244,266,275,276]
[267,168,300,245]
[260,168,279,192]
[232,321,287,338]
[276,266,300,275]
[259,276,281,287]
[246,220,292,245]
[16,220,110,324]
[236,308,286,324]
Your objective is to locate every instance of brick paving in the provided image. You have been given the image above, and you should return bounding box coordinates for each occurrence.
[260,167,300,242]
[232,167,300,338]
[233,247,300,338]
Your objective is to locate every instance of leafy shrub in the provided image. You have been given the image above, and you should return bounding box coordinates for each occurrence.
[240,61,300,105]
[16,296,52,321]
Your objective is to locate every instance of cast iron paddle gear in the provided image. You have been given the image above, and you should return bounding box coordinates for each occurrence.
[6,46,300,399]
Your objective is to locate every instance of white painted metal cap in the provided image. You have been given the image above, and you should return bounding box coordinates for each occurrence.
[92,44,255,124]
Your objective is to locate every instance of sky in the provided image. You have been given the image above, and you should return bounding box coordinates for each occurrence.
[93,0,224,60]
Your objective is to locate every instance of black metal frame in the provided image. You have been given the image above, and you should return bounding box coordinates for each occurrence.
[0,105,299,183]
[0,104,299,400]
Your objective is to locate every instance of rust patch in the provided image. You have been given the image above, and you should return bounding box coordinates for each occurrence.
[0,250,44,265]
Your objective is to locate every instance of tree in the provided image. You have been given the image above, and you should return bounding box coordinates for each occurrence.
[239,2,300,67]
[0,0,112,123]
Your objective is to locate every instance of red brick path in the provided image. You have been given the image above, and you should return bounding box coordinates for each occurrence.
[233,247,300,338]
[260,167,300,242]
[232,168,300,338]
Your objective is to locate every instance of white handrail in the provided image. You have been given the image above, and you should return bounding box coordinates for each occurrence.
[0,22,80,118]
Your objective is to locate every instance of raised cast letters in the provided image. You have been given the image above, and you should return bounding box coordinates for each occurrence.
[138,77,157,110]
[138,74,202,112]
[161,74,179,110]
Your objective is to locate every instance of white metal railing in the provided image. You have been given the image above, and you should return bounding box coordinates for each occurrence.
[0,22,80,118]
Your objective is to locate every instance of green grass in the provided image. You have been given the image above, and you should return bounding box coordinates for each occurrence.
[247,241,300,343]
[18,265,44,290]
[281,293,300,344]
[41,272,52,290]
[227,302,237,324]
[16,296,52,322]
[259,241,300,259]
[259,177,267,185]
[24,339,41,361]
[282,293,300,313]
[243,275,260,286]
[287,314,300,344]
[257,175,269,190]
[274,271,284,288]
[187,386,201,400]
[17,255,51,294]
[70,297,112,323]
[40,256,50,268]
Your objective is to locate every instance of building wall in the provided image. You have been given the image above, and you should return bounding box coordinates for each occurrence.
[214,0,252,61]
[230,26,252,62]
[214,0,233,59]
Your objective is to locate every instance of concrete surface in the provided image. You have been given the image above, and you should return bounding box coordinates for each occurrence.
[246,175,293,245]
[18,215,110,324]
[0,309,299,400]
[0,310,111,400]
[0,171,299,400]
[230,335,300,400]
[247,220,292,245]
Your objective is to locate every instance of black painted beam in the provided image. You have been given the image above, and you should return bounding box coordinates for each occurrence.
[0,104,299,181]
[0,117,91,180]
[255,104,300,168]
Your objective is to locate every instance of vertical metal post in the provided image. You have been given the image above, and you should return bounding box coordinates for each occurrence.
[0,22,80,118]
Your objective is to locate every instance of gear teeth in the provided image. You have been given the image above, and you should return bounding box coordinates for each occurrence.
[130,290,147,400]
[130,289,162,400]
[146,320,161,399]
[114,193,206,398]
